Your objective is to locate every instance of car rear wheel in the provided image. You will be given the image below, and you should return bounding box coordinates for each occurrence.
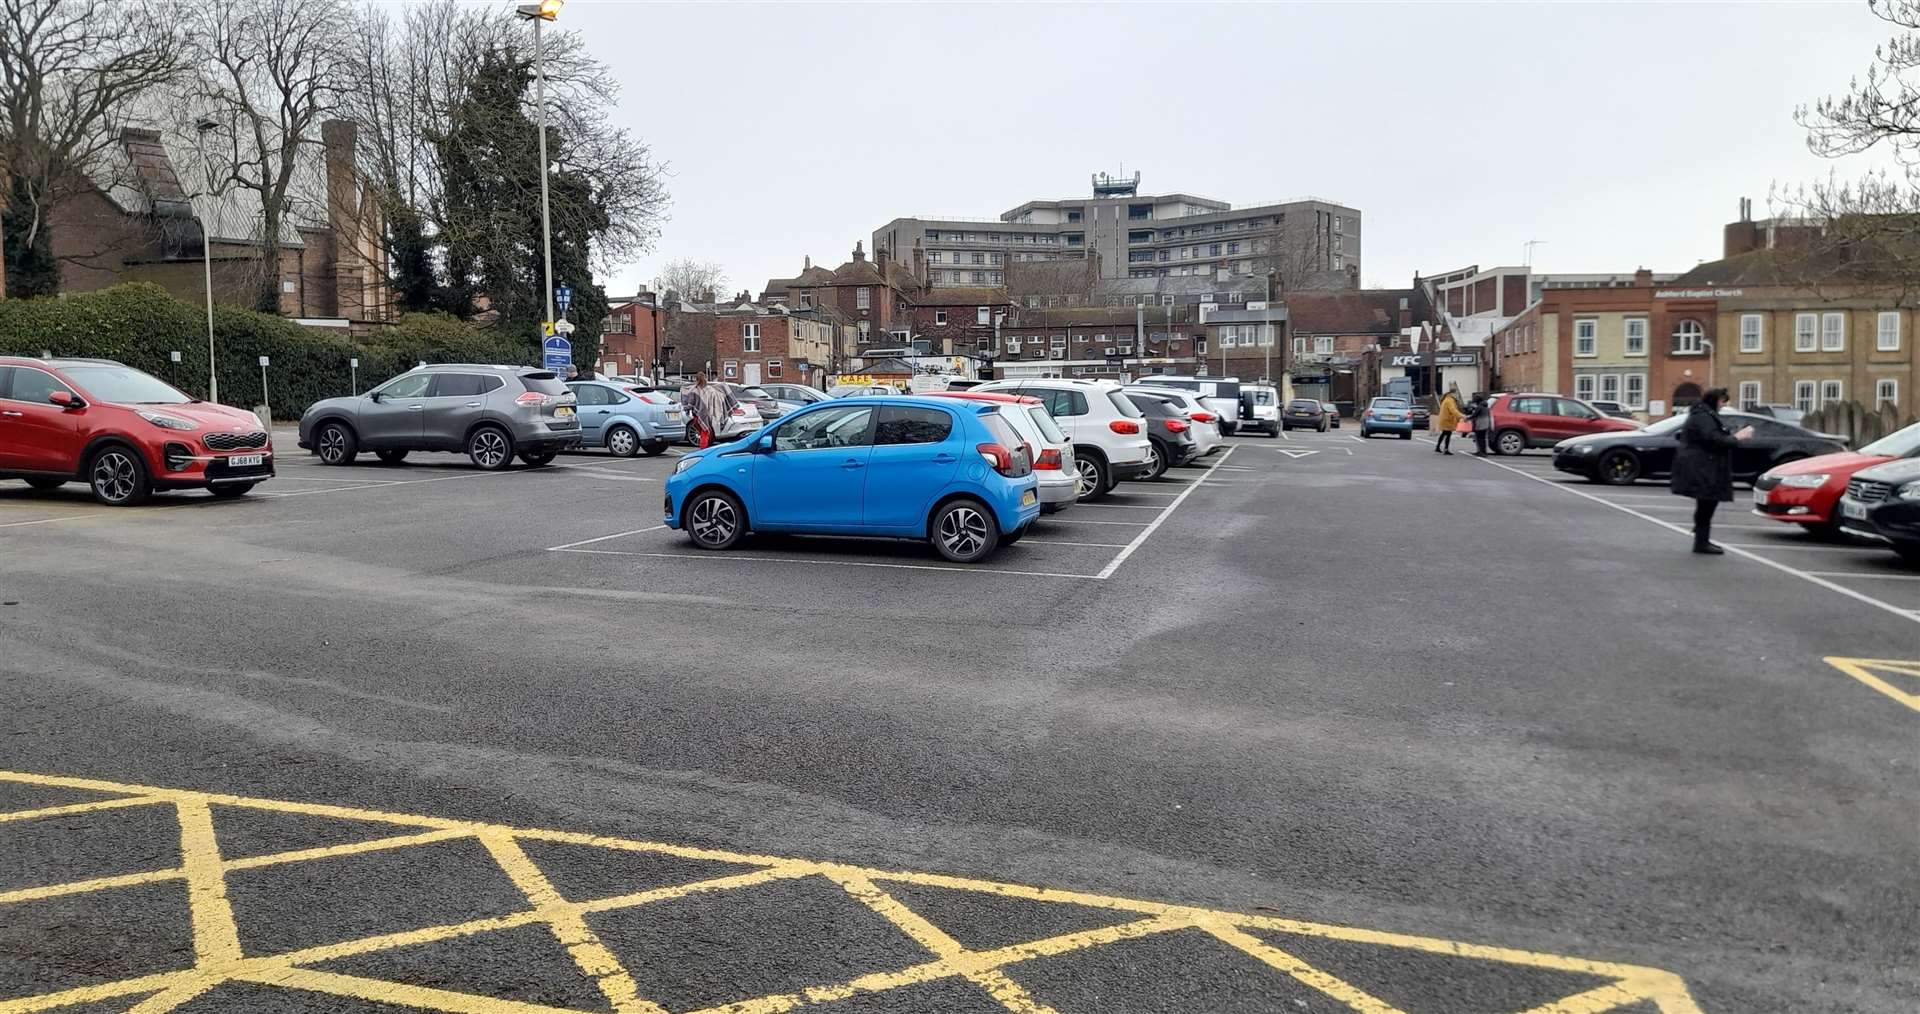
[209,483,255,499]
[88,447,149,506]
[519,451,556,467]
[1073,455,1110,502]
[467,426,514,471]
[1597,449,1641,485]
[1143,440,1167,480]
[605,425,640,458]
[931,498,1000,563]
[24,477,65,490]
[684,489,744,550]
[1495,429,1526,456]
[641,440,668,456]
[374,449,408,465]
[315,422,357,465]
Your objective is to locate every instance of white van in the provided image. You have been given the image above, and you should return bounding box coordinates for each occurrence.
[1138,376,1243,436]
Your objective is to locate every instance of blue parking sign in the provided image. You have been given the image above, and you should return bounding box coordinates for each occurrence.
[555,285,573,315]
[543,335,572,372]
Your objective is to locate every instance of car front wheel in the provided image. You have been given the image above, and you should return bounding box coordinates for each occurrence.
[467,426,514,470]
[1073,455,1110,502]
[1597,450,1641,485]
[315,422,357,465]
[931,498,1000,563]
[684,489,744,550]
[88,447,150,506]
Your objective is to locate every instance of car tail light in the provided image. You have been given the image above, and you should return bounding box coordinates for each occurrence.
[733,406,749,417]
[1190,411,1215,423]
[976,442,1015,474]
[1165,419,1189,433]
[1035,448,1063,470]
[516,392,554,407]
[1108,420,1141,434]
[1363,409,1374,419]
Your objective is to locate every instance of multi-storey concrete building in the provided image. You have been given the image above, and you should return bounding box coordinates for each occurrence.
[872,172,1359,292]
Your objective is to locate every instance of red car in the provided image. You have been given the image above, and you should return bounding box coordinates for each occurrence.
[1489,392,1638,455]
[0,356,274,505]
[1752,421,1920,535]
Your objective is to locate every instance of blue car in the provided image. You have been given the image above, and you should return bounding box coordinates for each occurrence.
[566,380,685,457]
[664,396,1042,563]
[1360,396,1415,439]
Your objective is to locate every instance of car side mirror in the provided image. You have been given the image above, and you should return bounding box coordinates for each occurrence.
[753,435,775,454]
[368,390,384,402]
[48,390,81,409]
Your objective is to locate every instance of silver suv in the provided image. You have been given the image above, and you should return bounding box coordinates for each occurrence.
[298,365,581,470]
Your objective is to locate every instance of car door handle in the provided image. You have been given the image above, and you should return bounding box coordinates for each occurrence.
[590,409,608,414]
[408,404,424,411]
[841,459,865,470]
[932,453,956,463]
[0,410,21,417]
[465,401,482,408]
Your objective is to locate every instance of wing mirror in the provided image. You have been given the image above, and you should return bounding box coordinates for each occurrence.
[753,435,775,454]
[368,390,384,402]
[48,390,83,410]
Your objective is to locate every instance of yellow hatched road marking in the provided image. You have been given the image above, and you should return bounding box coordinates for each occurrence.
[0,769,1706,1014]
[1823,656,1920,712]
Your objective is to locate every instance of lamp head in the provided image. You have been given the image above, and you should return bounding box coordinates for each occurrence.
[193,116,218,134]
[515,0,562,20]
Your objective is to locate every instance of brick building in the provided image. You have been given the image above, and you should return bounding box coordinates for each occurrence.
[1285,289,1420,405]
[785,242,920,355]
[597,293,664,377]
[712,300,834,387]
[908,287,1015,356]
[993,305,1208,380]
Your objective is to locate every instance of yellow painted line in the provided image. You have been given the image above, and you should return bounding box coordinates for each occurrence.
[1824,656,1920,712]
[0,770,1705,1014]
[0,793,168,824]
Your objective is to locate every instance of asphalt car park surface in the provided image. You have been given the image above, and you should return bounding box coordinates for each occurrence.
[1,427,1915,1013]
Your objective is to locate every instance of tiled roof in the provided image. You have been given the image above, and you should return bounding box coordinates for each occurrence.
[914,287,1011,306]
[1285,290,1409,334]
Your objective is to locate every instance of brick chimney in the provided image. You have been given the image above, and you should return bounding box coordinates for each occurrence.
[1633,267,1653,287]
[1723,196,1760,259]
[852,241,866,263]
[911,238,925,283]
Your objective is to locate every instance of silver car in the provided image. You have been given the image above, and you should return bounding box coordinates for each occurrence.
[298,364,581,470]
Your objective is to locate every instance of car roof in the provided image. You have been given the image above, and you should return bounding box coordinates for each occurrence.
[924,391,1042,405]
[1,356,125,368]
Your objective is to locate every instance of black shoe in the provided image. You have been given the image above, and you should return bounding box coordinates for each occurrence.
[1444,450,1454,455]
[1692,542,1725,555]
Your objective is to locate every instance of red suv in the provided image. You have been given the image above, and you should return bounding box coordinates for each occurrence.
[0,357,274,505]
[1488,392,1638,455]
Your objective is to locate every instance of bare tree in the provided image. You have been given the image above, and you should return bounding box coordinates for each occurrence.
[0,0,185,296]
[178,0,356,312]
[652,259,726,303]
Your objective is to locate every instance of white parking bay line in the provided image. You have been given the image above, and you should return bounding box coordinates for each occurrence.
[1079,503,1168,510]
[0,513,101,529]
[546,525,667,551]
[1475,455,1920,627]
[1719,542,1890,553]
[555,547,1097,580]
[1094,446,1237,581]
[1044,517,1152,526]
[1019,539,1130,548]
[1804,571,1920,581]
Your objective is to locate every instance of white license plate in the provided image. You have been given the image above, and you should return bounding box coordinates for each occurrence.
[1842,499,1869,521]
[228,454,264,468]
[665,410,683,420]
[1752,488,1769,506]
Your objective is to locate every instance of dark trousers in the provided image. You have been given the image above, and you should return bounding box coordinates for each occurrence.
[1693,498,1719,546]
[1435,430,1454,452]
[1471,429,1489,454]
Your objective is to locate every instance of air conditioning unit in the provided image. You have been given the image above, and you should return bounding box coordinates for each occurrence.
[1103,347,1116,355]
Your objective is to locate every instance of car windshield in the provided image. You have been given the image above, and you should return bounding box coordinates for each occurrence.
[58,365,191,404]
[1859,421,1920,457]
[1370,398,1409,410]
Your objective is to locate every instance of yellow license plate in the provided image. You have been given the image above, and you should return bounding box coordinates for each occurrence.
[1021,490,1037,506]
[555,406,574,417]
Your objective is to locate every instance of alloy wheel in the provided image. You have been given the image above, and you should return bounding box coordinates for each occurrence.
[608,428,637,456]
[1074,459,1100,498]
[92,452,138,504]
[938,505,989,559]
[1145,443,1163,475]
[472,430,508,469]
[317,427,347,463]
[690,495,736,545]
[1498,432,1525,455]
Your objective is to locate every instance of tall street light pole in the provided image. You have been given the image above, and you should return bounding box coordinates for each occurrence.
[517,0,563,328]
[193,116,221,403]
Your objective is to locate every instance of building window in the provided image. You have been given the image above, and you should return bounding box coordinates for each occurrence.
[722,360,738,380]
[1315,336,1333,354]
[1051,334,1066,348]
[1575,374,1597,400]
[1795,380,1816,411]
[1878,311,1901,351]
[1600,373,1621,403]
[1195,338,1207,356]
[1822,312,1846,351]
[1738,314,1763,353]
[742,322,761,352]
[1227,241,1241,254]
[1794,312,1818,352]
[1574,318,1598,357]
[857,287,871,310]
[971,271,985,283]
[1624,373,1647,409]
[1208,243,1221,257]
[1738,380,1762,409]
[1671,318,1704,355]
[1821,379,1843,405]
[766,359,782,379]
[1877,377,1898,407]
[934,310,947,325]
[857,321,870,339]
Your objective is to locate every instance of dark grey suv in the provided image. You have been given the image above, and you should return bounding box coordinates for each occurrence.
[298,365,581,470]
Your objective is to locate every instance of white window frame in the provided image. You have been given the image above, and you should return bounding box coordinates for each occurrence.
[1624,373,1647,409]
[857,320,871,338]
[1794,312,1818,352]
[976,306,991,325]
[1195,338,1207,355]
[1574,318,1598,357]
[1314,336,1333,355]
[1624,316,1648,357]
[1794,380,1816,411]
[1599,373,1621,404]
[742,322,761,352]
[856,287,871,310]
[1878,311,1901,351]
[1574,374,1597,401]
[1737,381,1761,409]
[1820,379,1844,405]
[1738,314,1763,353]
[934,309,947,326]
[1050,333,1066,348]
[1672,319,1705,355]
[766,359,782,379]
[1876,377,1898,408]
[1822,312,1845,352]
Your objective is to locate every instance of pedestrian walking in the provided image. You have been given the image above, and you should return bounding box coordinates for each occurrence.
[1434,384,1465,455]
[1466,392,1494,455]
[1669,387,1753,555]
[679,370,739,449]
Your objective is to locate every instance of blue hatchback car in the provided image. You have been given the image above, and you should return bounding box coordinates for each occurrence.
[1360,396,1415,439]
[566,380,684,456]
[664,396,1042,563]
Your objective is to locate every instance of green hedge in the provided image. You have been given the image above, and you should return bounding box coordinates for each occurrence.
[0,284,537,419]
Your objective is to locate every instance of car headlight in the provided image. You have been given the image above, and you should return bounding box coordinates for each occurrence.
[1775,473,1830,489]
[1567,443,1597,454]
[137,410,198,431]
[1897,483,1920,502]
[673,456,700,475]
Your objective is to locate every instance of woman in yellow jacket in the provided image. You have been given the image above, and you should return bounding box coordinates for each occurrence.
[1433,384,1465,454]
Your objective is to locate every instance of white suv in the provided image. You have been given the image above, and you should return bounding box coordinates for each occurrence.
[974,379,1153,500]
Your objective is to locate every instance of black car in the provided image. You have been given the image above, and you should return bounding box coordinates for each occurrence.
[1281,398,1328,432]
[1551,411,1846,486]
[1837,457,1920,565]
[1408,402,1432,430]
[1123,392,1200,480]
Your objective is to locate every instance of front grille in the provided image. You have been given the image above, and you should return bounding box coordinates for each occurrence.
[1847,479,1894,504]
[204,430,268,450]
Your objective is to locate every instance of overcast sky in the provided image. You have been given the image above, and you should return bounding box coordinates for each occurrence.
[554,1,1896,299]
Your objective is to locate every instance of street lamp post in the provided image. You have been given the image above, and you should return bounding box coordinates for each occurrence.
[516,0,563,329]
[193,115,220,403]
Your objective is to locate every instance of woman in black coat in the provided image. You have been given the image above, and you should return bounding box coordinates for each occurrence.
[1669,388,1753,554]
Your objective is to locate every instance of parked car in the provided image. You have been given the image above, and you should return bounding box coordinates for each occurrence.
[1408,402,1432,430]
[678,386,763,444]
[1124,385,1223,457]
[829,384,898,398]
[1837,456,1920,564]
[944,379,985,391]
[1757,422,1920,536]
[1748,404,1807,427]
[1552,411,1847,485]
[973,378,1153,500]
[1588,399,1638,420]
[727,383,785,421]
[566,380,682,457]
[1282,398,1329,432]
[1321,401,1342,429]
[1488,393,1639,455]
[664,396,1041,563]
[927,391,1075,513]
[0,356,274,505]
[1123,391,1201,479]
[1136,375,1243,435]
[301,364,580,471]
[759,383,830,411]
[1359,396,1414,439]
[1237,385,1281,436]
